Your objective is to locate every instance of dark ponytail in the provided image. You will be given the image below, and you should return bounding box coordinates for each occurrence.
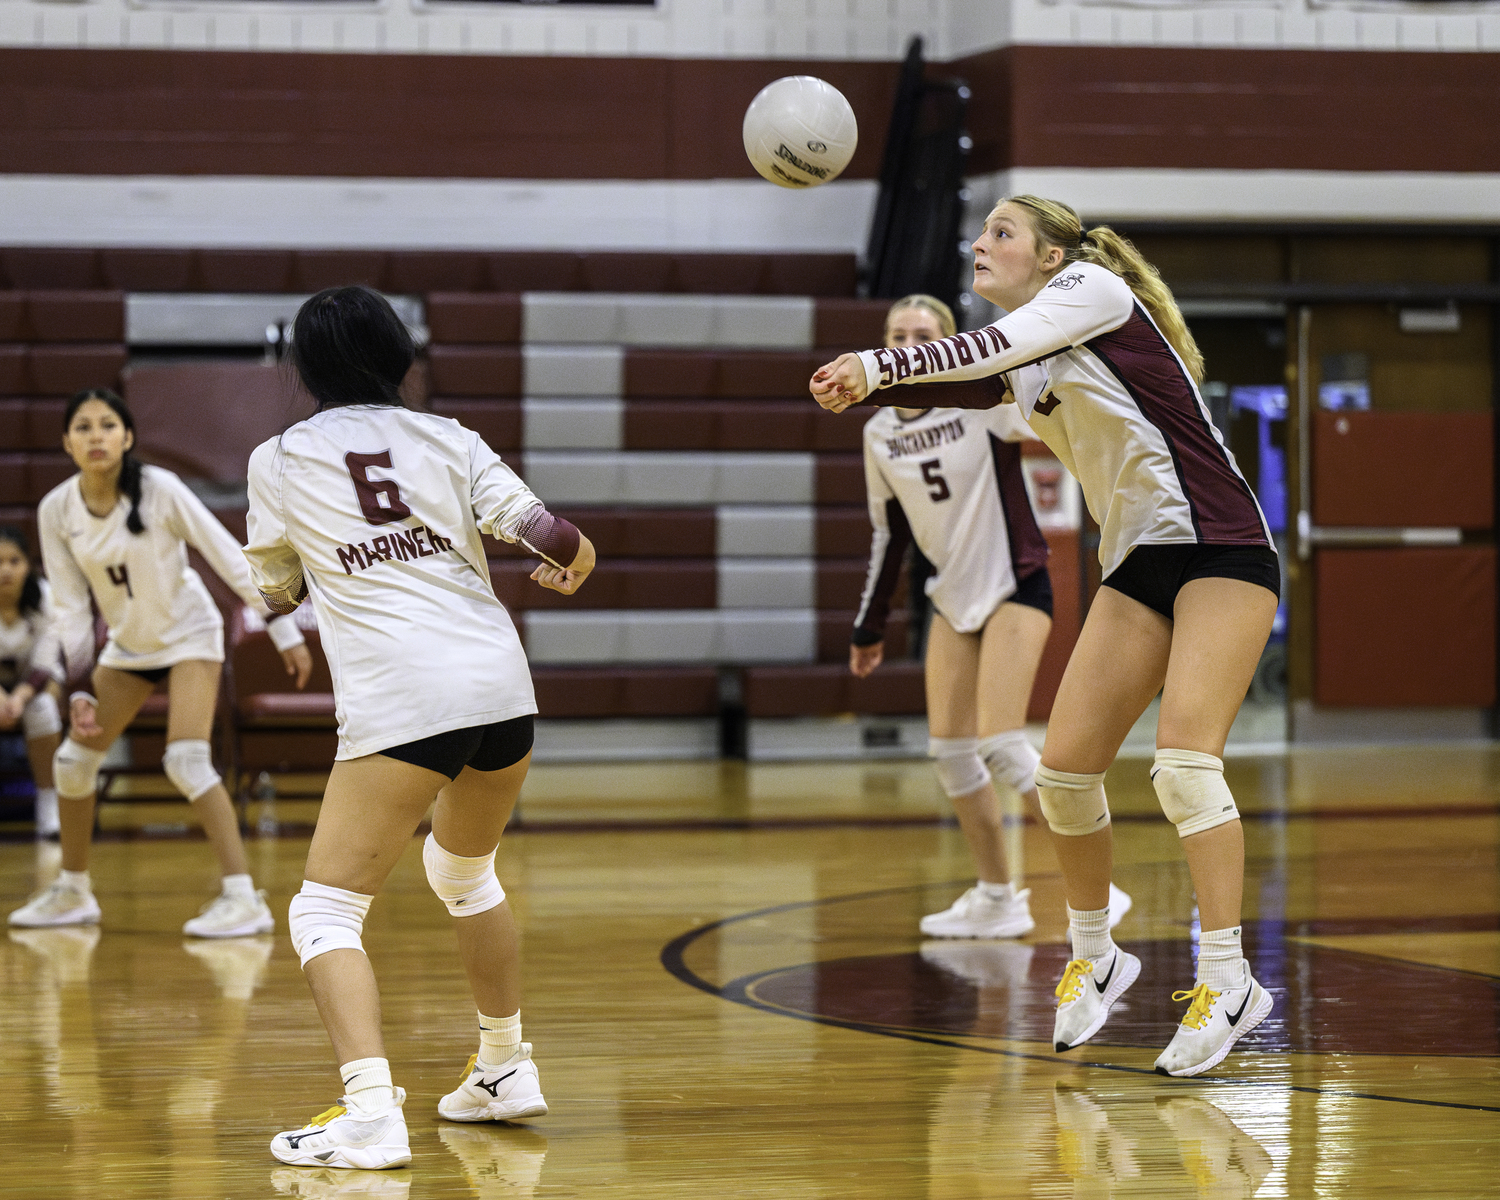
[289,285,415,412]
[65,388,146,534]
[0,526,43,617]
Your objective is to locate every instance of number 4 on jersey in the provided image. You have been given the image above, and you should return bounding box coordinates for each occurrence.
[346,451,413,526]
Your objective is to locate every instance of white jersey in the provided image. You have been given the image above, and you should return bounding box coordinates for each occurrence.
[37,465,303,679]
[856,399,1050,636]
[857,262,1272,578]
[0,579,63,692]
[244,404,549,760]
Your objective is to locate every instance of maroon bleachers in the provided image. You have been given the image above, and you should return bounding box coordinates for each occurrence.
[743,663,927,718]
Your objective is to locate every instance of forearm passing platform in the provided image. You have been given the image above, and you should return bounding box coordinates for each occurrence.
[288,880,374,968]
[1151,749,1239,837]
[423,833,506,917]
[1035,765,1111,836]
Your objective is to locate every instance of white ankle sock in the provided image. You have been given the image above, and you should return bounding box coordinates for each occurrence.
[977,881,1014,901]
[59,868,91,892]
[478,1010,521,1068]
[1196,926,1246,989]
[340,1057,396,1113]
[221,873,255,899]
[1067,905,1113,961]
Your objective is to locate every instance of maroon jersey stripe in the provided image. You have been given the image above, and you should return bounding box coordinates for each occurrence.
[986,432,1051,583]
[852,498,912,643]
[1085,306,1267,546]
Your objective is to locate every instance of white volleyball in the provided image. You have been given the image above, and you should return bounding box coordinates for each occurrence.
[742,76,858,189]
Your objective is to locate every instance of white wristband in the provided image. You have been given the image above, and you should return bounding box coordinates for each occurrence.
[266,615,306,653]
[69,691,98,708]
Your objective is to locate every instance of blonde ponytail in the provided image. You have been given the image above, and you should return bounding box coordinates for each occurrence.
[1002,195,1204,383]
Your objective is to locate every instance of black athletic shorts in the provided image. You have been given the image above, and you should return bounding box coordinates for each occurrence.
[1006,566,1054,619]
[379,714,535,780]
[1100,544,1280,620]
[122,665,173,685]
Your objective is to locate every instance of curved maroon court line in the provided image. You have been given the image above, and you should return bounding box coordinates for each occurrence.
[660,884,1500,1113]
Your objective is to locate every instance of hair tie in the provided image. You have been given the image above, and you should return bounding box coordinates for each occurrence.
[1079,229,1094,246]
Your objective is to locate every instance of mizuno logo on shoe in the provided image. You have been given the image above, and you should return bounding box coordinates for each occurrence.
[282,1131,319,1149]
[1093,956,1116,994]
[475,1070,517,1097]
[1225,989,1253,1026]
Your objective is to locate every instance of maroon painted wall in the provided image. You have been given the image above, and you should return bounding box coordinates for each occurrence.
[2,45,1496,179]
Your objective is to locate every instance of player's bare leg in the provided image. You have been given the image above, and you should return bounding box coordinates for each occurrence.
[302,754,445,1064]
[433,757,530,1017]
[432,756,548,1123]
[1152,578,1278,1076]
[60,666,153,873]
[1040,587,1168,1050]
[976,599,1053,883]
[8,667,148,928]
[1158,578,1276,931]
[922,606,1049,939]
[165,660,247,877]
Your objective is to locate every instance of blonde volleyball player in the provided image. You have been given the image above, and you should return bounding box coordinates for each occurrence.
[8,389,310,937]
[0,526,64,838]
[812,197,1278,1078]
[854,295,1130,940]
[248,286,595,1170]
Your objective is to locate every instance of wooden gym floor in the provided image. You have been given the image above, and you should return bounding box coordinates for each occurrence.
[1,743,1496,1198]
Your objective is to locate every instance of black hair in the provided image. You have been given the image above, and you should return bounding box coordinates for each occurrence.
[65,388,145,534]
[288,286,415,411]
[0,526,44,618]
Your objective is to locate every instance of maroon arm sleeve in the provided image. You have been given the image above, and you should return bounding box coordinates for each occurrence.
[852,499,913,646]
[514,506,582,570]
[866,376,1009,411]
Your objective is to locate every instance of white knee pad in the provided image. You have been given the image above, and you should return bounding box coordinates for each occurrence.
[1035,766,1111,837]
[1152,749,1239,838]
[423,833,506,918]
[23,692,62,740]
[53,738,106,798]
[928,737,990,798]
[978,730,1041,794]
[163,739,221,801]
[288,880,373,969]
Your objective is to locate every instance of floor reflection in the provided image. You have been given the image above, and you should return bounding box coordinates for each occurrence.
[1051,1083,1274,1198]
[438,1123,549,1198]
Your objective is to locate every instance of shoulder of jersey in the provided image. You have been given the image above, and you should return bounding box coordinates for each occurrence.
[864,407,899,437]
[1042,260,1131,300]
[138,462,187,494]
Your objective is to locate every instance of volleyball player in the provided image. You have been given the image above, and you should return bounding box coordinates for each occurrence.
[854,295,1129,939]
[248,286,594,1170]
[812,196,1278,1078]
[8,389,309,937]
[0,526,63,838]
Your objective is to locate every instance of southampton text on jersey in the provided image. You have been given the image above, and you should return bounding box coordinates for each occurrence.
[884,416,966,459]
[337,525,456,576]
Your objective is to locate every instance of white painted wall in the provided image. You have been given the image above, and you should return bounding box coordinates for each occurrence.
[1,0,1496,58]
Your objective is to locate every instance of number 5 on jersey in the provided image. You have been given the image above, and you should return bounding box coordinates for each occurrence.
[920,459,951,503]
[346,451,413,526]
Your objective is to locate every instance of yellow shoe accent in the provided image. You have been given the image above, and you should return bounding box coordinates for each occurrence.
[1054,958,1094,1006]
[1171,984,1222,1030]
[304,1103,348,1129]
[458,1053,479,1084]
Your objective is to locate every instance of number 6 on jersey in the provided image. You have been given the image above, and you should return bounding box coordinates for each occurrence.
[346,451,413,525]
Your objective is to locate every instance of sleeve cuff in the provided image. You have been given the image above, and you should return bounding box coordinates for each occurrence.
[858,350,884,396]
[266,614,306,652]
[851,627,885,647]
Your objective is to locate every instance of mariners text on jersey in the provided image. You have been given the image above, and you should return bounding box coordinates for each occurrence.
[883,416,967,459]
[336,525,456,576]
